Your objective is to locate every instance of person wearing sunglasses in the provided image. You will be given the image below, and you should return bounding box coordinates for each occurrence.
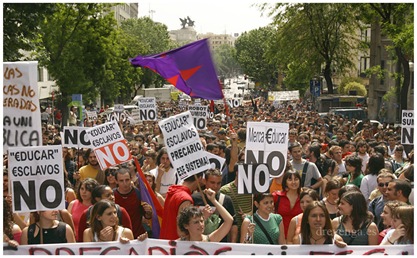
[368,171,395,232]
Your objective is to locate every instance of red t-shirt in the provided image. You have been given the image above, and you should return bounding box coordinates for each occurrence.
[159,185,193,240]
[114,188,146,238]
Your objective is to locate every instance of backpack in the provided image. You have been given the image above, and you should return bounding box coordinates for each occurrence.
[203,193,225,235]
[301,161,317,187]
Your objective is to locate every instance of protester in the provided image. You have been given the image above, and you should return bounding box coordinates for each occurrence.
[272,170,302,238]
[344,155,364,188]
[332,191,379,245]
[20,210,76,245]
[322,179,342,219]
[360,153,386,202]
[378,200,407,244]
[178,188,233,242]
[294,201,346,247]
[240,193,285,245]
[68,178,100,241]
[285,188,320,244]
[151,147,180,198]
[77,149,105,185]
[83,200,134,243]
[380,205,413,245]
[3,197,22,245]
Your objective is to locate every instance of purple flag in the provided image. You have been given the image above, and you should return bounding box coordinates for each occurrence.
[130,38,224,100]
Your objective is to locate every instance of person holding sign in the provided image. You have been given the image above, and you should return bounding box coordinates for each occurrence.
[177,188,233,242]
[83,200,134,243]
[240,193,286,245]
[20,210,76,245]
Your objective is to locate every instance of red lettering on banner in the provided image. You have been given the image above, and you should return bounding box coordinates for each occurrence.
[29,247,52,255]
[55,247,75,255]
[100,246,120,255]
[79,247,101,255]
[148,246,169,255]
[95,140,132,169]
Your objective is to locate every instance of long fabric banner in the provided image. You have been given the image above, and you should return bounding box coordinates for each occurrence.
[3,239,413,255]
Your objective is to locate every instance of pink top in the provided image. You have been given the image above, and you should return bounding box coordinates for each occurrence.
[71,199,90,241]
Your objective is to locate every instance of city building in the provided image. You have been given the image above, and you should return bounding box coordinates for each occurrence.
[197,33,236,51]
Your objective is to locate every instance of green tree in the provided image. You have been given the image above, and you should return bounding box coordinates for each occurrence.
[341,81,367,96]
[234,27,279,89]
[33,3,120,123]
[359,3,414,112]
[212,44,240,81]
[3,3,55,61]
[265,3,362,94]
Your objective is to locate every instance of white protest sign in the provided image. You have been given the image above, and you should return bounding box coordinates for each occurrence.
[227,98,241,108]
[401,110,414,145]
[62,126,92,148]
[8,146,65,212]
[114,104,124,113]
[189,105,208,130]
[194,98,201,106]
[130,109,141,124]
[85,121,132,170]
[206,151,226,171]
[268,90,300,101]
[159,111,211,180]
[138,97,157,121]
[4,238,413,255]
[238,164,270,194]
[3,61,42,154]
[245,122,289,178]
[86,111,98,120]
[106,110,129,123]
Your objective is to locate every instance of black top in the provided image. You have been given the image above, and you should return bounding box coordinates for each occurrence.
[27,222,67,244]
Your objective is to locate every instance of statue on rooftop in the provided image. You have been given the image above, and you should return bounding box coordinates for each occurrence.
[187,16,195,27]
[180,17,187,28]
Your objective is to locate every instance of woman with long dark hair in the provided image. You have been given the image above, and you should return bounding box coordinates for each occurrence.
[272,170,303,239]
[83,200,133,243]
[332,191,379,245]
[360,153,385,202]
[344,155,364,188]
[295,201,346,247]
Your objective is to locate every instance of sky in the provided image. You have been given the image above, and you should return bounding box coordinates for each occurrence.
[138,0,274,35]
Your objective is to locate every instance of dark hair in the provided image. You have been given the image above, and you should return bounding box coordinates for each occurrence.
[337,184,361,204]
[91,185,110,204]
[253,192,273,212]
[300,187,320,202]
[344,155,362,179]
[89,200,119,239]
[308,145,321,159]
[281,170,302,194]
[177,206,203,235]
[77,178,100,202]
[144,171,156,192]
[156,147,173,168]
[391,179,412,199]
[183,172,203,183]
[366,153,385,175]
[340,191,373,230]
[324,179,342,194]
[300,201,333,244]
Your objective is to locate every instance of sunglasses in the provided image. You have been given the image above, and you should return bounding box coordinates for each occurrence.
[378,182,390,187]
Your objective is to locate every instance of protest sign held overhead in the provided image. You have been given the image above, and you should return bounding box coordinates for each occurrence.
[8,146,65,213]
[227,98,241,108]
[3,61,42,153]
[159,111,211,180]
[86,111,98,121]
[245,122,289,178]
[62,126,92,148]
[238,163,270,194]
[206,151,226,171]
[85,121,132,170]
[138,97,157,121]
[401,110,414,145]
[188,105,208,130]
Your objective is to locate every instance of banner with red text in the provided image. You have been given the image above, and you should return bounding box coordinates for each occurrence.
[3,239,413,255]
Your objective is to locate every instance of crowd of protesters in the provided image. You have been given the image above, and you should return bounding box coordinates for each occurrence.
[3,97,414,248]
